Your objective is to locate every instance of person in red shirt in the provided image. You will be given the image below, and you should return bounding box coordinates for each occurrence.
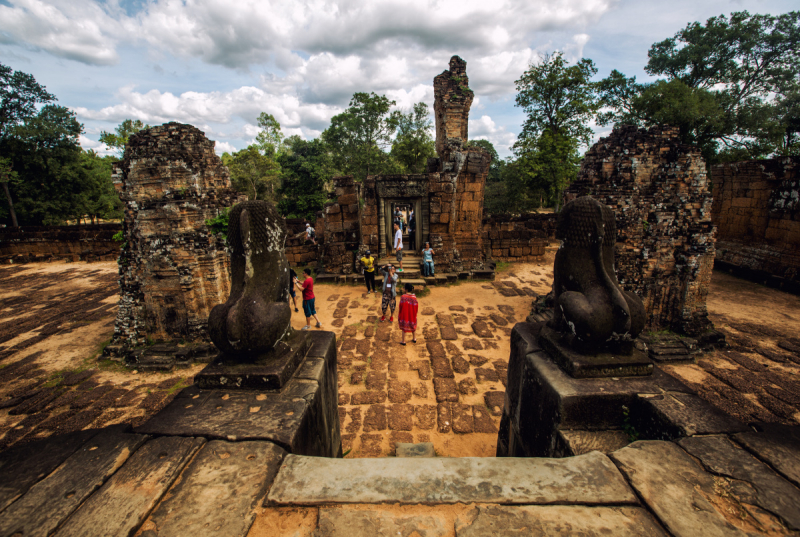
[398,283,419,345]
[294,268,321,330]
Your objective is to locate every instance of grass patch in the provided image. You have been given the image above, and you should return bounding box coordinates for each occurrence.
[415,287,431,298]
[43,371,65,388]
[96,358,128,373]
[495,261,513,272]
[167,379,190,395]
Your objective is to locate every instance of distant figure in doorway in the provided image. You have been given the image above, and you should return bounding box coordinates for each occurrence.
[394,207,403,232]
[407,209,416,251]
[398,283,419,345]
[305,223,316,245]
[361,250,376,294]
[294,268,321,329]
[422,242,435,276]
[380,264,399,322]
[393,222,404,272]
[289,267,300,312]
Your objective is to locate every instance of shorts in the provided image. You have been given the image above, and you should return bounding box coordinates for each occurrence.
[395,249,403,262]
[289,287,296,298]
[302,298,316,317]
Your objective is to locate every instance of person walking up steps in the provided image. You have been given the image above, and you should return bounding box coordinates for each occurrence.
[379,264,399,322]
[305,223,316,245]
[393,222,404,272]
[361,250,376,294]
[294,268,321,330]
[398,283,418,345]
[407,210,416,251]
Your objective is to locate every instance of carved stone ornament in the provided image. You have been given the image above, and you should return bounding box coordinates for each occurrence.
[550,196,646,347]
[209,201,293,356]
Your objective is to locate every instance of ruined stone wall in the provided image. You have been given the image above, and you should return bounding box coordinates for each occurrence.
[0,224,122,263]
[112,122,241,347]
[284,218,320,268]
[434,56,474,156]
[711,157,800,293]
[568,125,715,336]
[429,140,490,272]
[482,213,555,262]
[320,176,360,274]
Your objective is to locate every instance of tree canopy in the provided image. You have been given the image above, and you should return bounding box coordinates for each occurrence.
[390,102,436,174]
[99,119,150,156]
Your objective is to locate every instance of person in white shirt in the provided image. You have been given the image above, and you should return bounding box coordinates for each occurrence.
[393,222,404,272]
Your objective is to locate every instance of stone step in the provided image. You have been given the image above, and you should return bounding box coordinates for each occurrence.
[397,278,426,289]
[268,451,637,505]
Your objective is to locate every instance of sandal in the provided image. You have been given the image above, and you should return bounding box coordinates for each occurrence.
[412,339,417,343]
[400,342,406,346]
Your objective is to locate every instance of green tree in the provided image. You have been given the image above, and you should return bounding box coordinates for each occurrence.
[464,139,502,183]
[99,119,150,157]
[277,136,332,220]
[73,150,123,223]
[227,145,280,201]
[598,11,800,161]
[322,92,399,181]
[390,102,435,173]
[255,113,284,158]
[514,52,598,210]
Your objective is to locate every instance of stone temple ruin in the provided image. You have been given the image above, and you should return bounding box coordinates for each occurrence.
[319,56,493,275]
[110,123,241,350]
[567,125,718,338]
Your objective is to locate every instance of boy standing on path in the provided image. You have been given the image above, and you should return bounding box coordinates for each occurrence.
[294,268,321,330]
[379,264,399,322]
[398,283,418,345]
[393,222,404,272]
[288,267,300,312]
[361,250,376,294]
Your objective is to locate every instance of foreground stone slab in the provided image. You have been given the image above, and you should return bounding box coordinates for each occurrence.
[634,392,748,440]
[610,440,755,537]
[317,508,451,536]
[138,331,340,457]
[679,435,800,531]
[55,436,206,537]
[139,440,286,537]
[0,428,100,513]
[454,505,666,536]
[0,428,148,537]
[268,451,636,505]
[734,424,800,488]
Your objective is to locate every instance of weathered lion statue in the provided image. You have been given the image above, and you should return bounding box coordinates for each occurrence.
[550,196,645,346]
[209,201,293,355]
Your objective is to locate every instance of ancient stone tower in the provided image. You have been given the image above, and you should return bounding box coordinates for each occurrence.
[111,123,241,347]
[433,56,474,155]
[567,125,716,336]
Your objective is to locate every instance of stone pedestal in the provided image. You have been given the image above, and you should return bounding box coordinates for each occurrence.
[497,323,746,458]
[137,331,341,457]
[538,325,652,378]
[195,331,310,391]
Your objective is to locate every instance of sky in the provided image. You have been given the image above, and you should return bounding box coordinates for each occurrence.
[0,0,796,158]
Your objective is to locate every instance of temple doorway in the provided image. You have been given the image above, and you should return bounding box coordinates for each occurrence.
[383,199,422,255]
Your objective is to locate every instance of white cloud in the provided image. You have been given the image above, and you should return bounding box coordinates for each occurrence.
[214,141,237,155]
[469,115,516,154]
[0,0,120,65]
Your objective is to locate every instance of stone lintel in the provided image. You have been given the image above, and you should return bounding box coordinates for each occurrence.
[195,330,310,391]
[539,325,653,378]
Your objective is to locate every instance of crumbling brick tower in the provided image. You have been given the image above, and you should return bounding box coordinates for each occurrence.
[568,125,716,336]
[429,56,489,272]
[434,56,473,155]
[112,123,241,347]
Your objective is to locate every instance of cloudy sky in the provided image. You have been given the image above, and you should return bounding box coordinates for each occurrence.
[0,0,795,157]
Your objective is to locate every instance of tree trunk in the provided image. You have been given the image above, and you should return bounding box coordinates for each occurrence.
[1,181,18,227]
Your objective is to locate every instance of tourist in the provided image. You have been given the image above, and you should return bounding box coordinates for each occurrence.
[394,207,403,232]
[305,223,316,245]
[361,249,376,294]
[393,222,404,272]
[294,268,321,330]
[407,209,416,251]
[288,267,299,312]
[379,264,399,322]
[398,283,419,345]
[422,242,435,276]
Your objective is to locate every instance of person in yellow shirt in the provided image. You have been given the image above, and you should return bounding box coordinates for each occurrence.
[361,250,376,294]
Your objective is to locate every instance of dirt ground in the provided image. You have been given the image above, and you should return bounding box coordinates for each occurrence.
[1,259,798,456]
